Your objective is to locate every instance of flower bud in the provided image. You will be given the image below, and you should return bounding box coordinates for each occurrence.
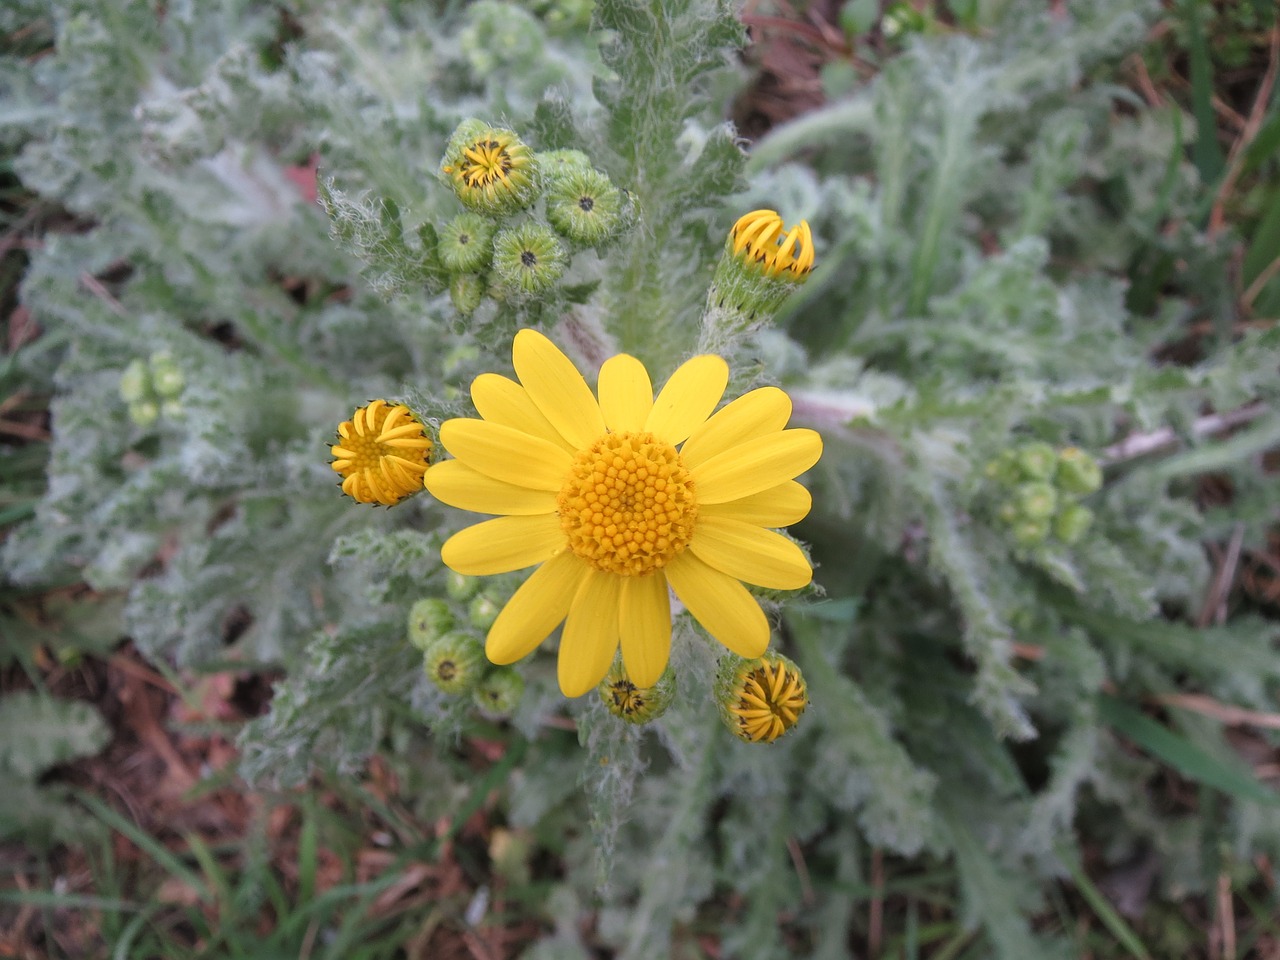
[438,213,497,274]
[1053,503,1094,544]
[1016,442,1058,481]
[407,597,455,652]
[1012,517,1050,547]
[598,659,675,725]
[149,351,184,399]
[1056,447,1102,496]
[983,450,1022,487]
[491,222,566,297]
[473,666,524,718]
[129,400,159,427]
[330,400,433,506]
[439,121,540,216]
[119,359,150,404]
[702,210,814,343]
[1015,481,1058,522]
[545,167,625,247]
[424,632,486,694]
[468,594,501,630]
[715,651,808,743]
[449,272,486,315]
[726,209,815,282]
[538,149,593,185]
[445,570,481,601]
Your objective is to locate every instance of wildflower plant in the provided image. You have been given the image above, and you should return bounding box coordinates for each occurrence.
[5,0,1280,957]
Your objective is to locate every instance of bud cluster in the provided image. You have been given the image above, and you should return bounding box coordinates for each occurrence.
[119,351,185,426]
[407,573,524,718]
[984,443,1103,548]
[434,120,638,313]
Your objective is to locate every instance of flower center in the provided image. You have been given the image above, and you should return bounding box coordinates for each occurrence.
[557,431,698,576]
[606,679,645,716]
[458,139,516,189]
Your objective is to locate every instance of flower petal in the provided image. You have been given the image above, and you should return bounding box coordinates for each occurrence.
[512,328,605,450]
[644,354,728,444]
[619,573,671,688]
[700,481,812,528]
[470,373,576,452]
[690,517,812,590]
[558,569,622,696]
[440,514,564,575]
[680,386,792,467]
[665,552,769,659]
[486,552,586,664]
[425,459,558,516]
[597,353,653,433]
[692,428,823,504]
[438,418,572,491]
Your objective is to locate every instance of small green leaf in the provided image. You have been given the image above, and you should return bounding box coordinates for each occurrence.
[1098,695,1280,808]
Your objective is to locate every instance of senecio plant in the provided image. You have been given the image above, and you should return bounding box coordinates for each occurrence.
[6,0,1280,956]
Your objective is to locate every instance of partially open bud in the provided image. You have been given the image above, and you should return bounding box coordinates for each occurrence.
[1054,503,1094,544]
[1016,442,1058,481]
[439,213,497,274]
[407,598,455,652]
[598,659,675,725]
[330,400,433,506]
[119,359,150,404]
[1015,481,1059,522]
[424,632,486,694]
[545,167,625,247]
[492,221,567,297]
[440,121,540,216]
[149,351,184,399]
[473,666,524,718]
[715,651,808,743]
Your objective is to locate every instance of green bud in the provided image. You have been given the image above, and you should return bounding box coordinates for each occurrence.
[439,121,540,216]
[983,450,1022,487]
[1011,517,1050,547]
[407,597,455,652]
[424,632,486,694]
[538,149,593,185]
[1015,481,1058,521]
[997,502,1020,525]
[149,351,184,398]
[445,570,481,601]
[449,273,486,315]
[438,213,497,274]
[598,660,675,725]
[1053,503,1094,544]
[468,594,501,630]
[545,167,624,247]
[159,400,185,420]
[715,651,808,743]
[119,359,150,404]
[129,400,160,426]
[473,666,524,718]
[1017,442,1058,481]
[1056,447,1103,496]
[491,222,566,297]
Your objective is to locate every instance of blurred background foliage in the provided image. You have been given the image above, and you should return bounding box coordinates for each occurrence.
[2,0,1280,957]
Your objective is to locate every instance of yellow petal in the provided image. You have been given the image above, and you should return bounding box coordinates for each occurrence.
[619,573,671,688]
[700,481,812,527]
[597,353,653,433]
[511,328,605,450]
[438,418,572,491]
[689,517,812,590]
[486,552,586,664]
[424,459,558,516]
[644,354,728,445]
[558,569,622,697]
[665,552,769,659]
[680,387,792,467]
[440,514,564,575]
[692,428,823,504]
[470,373,576,452]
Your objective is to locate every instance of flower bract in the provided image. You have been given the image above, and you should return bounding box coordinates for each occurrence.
[330,400,433,506]
[425,329,822,697]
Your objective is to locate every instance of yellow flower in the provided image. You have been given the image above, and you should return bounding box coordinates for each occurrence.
[425,330,822,697]
[729,209,815,279]
[440,123,540,215]
[330,400,433,506]
[717,651,808,743]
